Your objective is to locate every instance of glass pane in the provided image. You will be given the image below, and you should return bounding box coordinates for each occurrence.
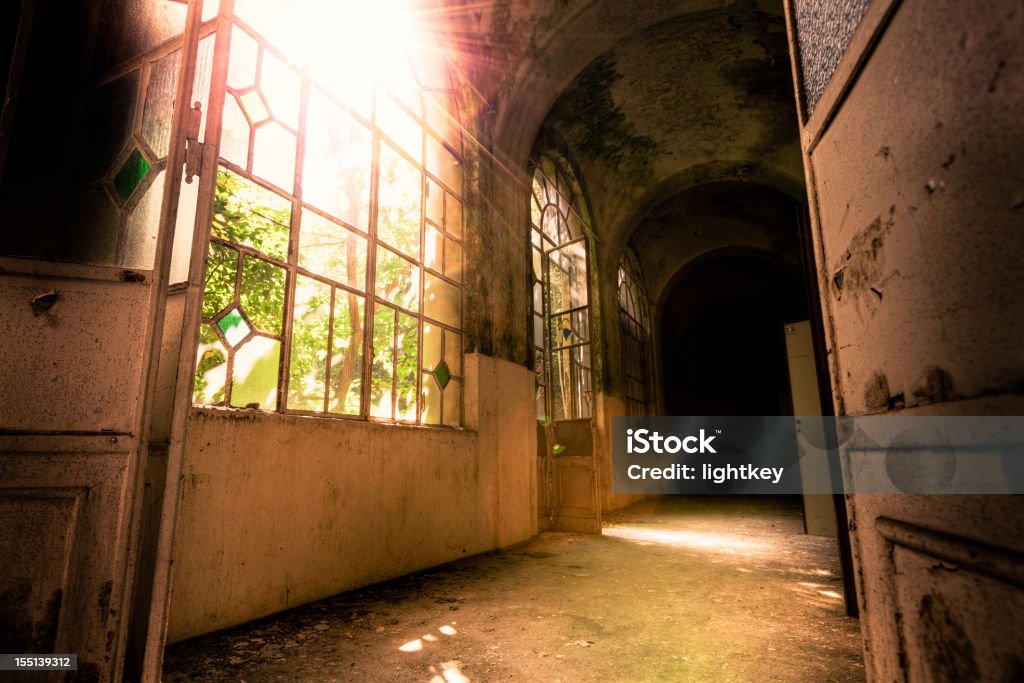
[192,33,216,144]
[230,335,281,409]
[424,224,443,272]
[423,273,460,327]
[194,323,228,405]
[421,372,441,425]
[446,194,462,238]
[61,188,119,265]
[444,330,462,376]
[303,89,373,230]
[370,304,395,419]
[550,309,590,348]
[442,379,461,425]
[423,322,441,371]
[287,275,331,411]
[233,0,303,57]
[329,291,364,414]
[239,89,271,124]
[541,205,559,242]
[444,238,462,282]
[240,256,286,333]
[298,209,367,290]
[424,91,460,149]
[212,167,290,260]
[426,134,459,192]
[73,71,139,185]
[261,49,300,129]
[203,242,238,318]
[170,168,200,284]
[395,312,419,421]
[377,94,422,162]
[377,142,422,258]
[548,240,588,312]
[252,120,296,192]
[228,24,259,90]
[426,178,443,225]
[113,148,152,202]
[533,314,544,348]
[218,307,251,348]
[123,169,165,269]
[141,50,180,159]
[219,95,251,168]
[91,0,187,75]
[375,246,419,311]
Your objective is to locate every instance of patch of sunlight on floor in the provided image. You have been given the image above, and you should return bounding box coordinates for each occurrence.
[603,526,770,554]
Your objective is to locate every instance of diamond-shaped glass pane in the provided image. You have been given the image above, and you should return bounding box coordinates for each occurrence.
[113,148,151,201]
[218,307,251,348]
[434,358,451,390]
[240,89,271,124]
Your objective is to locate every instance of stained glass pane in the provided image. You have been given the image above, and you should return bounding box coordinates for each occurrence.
[550,310,590,348]
[228,24,259,89]
[142,50,180,159]
[61,188,119,265]
[377,142,422,258]
[220,96,251,168]
[230,336,281,409]
[212,167,290,260]
[395,312,419,421]
[252,120,296,192]
[287,275,331,411]
[444,330,462,376]
[203,242,238,318]
[194,323,228,405]
[261,50,300,129]
[218,307,251,348]
[304,89,373,230]
[299,210,367,290]
[113,148,152,201]
[370,305,395,419]
[123,169,165,269]
[329,291,364,414]
[434,359,451,390]
[444,238,462,281]
[375,246,419,311]
[424,273,460,327]
[240,256,286,333]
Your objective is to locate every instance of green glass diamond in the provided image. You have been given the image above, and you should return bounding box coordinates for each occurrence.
[217,307,251,348]
[113,148,151,201]
[434,359,451,390]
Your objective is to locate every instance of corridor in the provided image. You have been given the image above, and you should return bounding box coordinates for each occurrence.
[163,497,864,682]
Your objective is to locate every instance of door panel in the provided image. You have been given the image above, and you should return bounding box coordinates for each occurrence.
[552,418,600,533]
[0,1,203,679]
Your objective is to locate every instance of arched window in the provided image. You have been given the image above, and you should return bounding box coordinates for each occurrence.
[530,153,592,421]
[618,248,652,415]
[193,2,464,426]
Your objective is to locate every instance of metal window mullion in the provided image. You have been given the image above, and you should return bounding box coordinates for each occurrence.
[416,117,426,423]
[324,286,336,413]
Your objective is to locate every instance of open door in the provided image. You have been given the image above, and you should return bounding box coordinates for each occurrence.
[0,1,207,679]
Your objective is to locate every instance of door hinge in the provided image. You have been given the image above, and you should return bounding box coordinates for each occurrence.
[184,102,204,183]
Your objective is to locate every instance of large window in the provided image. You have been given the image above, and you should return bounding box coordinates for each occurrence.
[193,2,464,425]
[617,248,652,415]
[530,154,593,421]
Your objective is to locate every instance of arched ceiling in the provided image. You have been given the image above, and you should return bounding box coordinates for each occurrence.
[440,0,804,258]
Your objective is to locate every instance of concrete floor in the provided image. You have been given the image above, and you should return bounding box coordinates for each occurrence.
[163,496,865,682]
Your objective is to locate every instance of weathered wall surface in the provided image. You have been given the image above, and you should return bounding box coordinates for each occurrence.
[789,0,1024,678]
[167,354,535,642]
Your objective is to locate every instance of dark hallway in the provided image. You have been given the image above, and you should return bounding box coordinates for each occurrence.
[163,497,863,682]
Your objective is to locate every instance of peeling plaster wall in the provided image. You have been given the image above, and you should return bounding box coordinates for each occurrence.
[167,355,535,642]
[791,0,1024,678]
